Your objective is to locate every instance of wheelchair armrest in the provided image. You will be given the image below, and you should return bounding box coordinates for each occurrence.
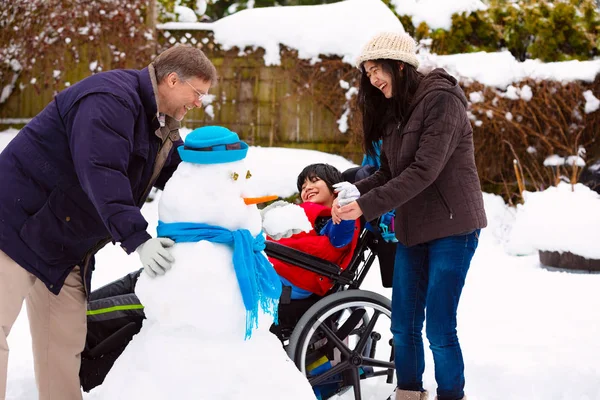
[264,241,343,279]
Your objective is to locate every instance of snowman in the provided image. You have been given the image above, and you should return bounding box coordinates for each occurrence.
[89,126,316,400]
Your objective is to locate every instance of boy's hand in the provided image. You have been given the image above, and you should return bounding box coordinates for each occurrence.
[333,182,360,206]
[265,228,303,241]
[331,198,342,224]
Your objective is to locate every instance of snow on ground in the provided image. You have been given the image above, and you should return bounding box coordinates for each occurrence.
[2,127,600,400]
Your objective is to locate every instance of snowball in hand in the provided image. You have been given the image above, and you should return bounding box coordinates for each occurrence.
[262,203,312,237]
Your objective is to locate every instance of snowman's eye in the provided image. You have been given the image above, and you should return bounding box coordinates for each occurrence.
[231,172,239,181]
[246,170,252,179]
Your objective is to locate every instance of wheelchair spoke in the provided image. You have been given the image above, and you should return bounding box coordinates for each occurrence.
[335,308,366,342]
[361,356,395,370]
[354,310,381,354]
[350,367,362,400]
[318,322,352,357]
[309,360,351,386]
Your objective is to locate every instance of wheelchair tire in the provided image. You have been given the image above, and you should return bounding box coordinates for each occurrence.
[287,290,395,400]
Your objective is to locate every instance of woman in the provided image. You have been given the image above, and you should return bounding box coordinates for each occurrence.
[332,32,487,400]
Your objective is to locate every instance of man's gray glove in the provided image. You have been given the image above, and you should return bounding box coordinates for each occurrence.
[260,200,303,240]
[136,237,175,278]
[333,181,360,207]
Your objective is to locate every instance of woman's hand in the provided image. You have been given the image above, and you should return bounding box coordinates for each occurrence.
[333,200,363,223]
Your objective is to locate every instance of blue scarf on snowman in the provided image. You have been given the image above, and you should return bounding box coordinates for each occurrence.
[157,126,283,339]
[157,221,282,339]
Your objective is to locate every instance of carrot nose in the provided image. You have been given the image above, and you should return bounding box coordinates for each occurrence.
[243,195,278,205]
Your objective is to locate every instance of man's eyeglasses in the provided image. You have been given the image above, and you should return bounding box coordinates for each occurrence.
[185,81,207,102]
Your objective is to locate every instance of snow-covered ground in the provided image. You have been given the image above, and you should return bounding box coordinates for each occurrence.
[2,127,600,400]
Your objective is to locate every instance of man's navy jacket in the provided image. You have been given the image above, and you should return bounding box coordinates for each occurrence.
[0,66,182,295]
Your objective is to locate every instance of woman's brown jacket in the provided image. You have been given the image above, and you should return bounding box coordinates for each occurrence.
[355,68,487,246]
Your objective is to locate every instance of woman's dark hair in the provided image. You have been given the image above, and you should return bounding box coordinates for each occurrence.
[358,59,423,161]
[296,163,343,194]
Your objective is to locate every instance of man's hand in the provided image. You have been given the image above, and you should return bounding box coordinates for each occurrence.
[136,237,175,278]
[333,182,360,207]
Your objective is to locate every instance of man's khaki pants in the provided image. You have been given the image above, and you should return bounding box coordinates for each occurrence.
[0,250,86,400]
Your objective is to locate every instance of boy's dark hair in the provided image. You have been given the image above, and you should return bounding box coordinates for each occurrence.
[296,163,343,194]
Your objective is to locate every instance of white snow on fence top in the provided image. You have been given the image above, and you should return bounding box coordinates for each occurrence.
[421,51,600,89]
[157,0,600,85]
[392,0,488,30]
[157,0,403,66]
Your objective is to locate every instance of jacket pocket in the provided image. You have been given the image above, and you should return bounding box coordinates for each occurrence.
[19,187,102,265]
[433,183,454,220]
[401,121,421,136]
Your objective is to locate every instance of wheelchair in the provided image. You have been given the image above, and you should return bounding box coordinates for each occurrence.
[265,225,397,400]
[80,223,397,400]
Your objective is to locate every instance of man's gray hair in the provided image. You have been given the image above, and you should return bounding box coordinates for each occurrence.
[152,45,217,85]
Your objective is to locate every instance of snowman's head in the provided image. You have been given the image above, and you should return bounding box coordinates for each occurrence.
[158,126,270,235]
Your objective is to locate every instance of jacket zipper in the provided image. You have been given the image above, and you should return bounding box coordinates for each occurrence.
[434,183,454,220]
[82,237,112,296]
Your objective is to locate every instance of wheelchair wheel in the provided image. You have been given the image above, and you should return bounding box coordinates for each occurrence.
[287,290,395,400]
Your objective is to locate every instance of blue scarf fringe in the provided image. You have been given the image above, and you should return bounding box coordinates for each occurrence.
[157,221,282,339]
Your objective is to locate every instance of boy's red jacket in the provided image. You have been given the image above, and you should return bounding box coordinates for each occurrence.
[268,202,360,296]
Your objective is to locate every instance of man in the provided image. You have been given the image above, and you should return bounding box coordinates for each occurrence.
[0,45,217,400]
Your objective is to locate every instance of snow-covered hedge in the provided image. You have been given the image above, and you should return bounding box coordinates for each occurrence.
[400,0,599,62]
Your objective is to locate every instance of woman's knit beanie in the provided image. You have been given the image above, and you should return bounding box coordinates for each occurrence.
[356,32,419,69]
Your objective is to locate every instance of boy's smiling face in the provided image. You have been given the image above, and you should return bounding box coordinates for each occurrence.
[300,176,335,208]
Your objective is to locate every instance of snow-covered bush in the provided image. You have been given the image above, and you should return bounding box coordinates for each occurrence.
[399,0,599,62]
[464,77,600,203]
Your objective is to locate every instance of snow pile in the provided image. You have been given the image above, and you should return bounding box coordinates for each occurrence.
[262,202,312,237]
[392,0,487,30]
[174,5,198,22]
[158,0,402,66]
[505,182,600,259]
[421,51,600,89]
[583,90,600,114]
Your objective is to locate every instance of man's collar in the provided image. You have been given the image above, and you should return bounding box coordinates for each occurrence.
[146,64,180,137]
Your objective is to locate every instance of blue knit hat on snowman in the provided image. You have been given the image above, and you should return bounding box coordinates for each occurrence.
[178,125,249,164]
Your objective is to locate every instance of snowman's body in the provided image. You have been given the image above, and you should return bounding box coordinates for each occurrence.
[89,133,316,399]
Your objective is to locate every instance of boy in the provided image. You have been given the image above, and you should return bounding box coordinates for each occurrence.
[265,163,361,299]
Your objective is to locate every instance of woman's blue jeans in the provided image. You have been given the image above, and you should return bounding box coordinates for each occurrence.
[391,230,480,400]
